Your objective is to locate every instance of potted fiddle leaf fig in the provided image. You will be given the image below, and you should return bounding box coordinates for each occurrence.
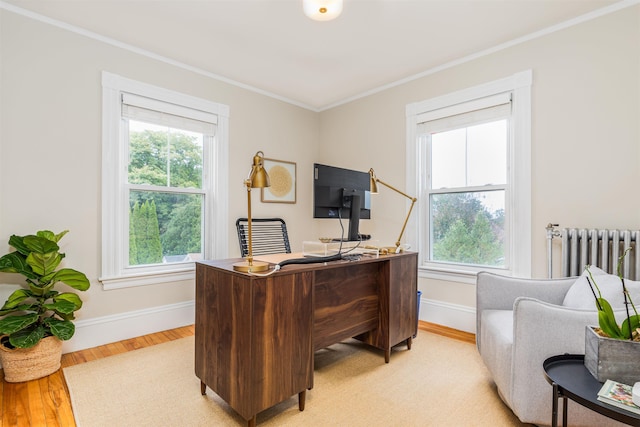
[0,230,90,382]
[584,248,640,384]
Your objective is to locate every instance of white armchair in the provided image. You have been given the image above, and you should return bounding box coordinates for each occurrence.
[476,271,629,426]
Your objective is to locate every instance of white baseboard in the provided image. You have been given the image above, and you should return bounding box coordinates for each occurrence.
[61,296,472,353]
[61,300,195,353]
[419,297,476,334]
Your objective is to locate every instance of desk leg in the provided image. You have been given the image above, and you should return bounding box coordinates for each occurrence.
[299,390,306,411]
[552,382,559,427]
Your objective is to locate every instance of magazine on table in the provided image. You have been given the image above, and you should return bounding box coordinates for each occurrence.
[597,379,640,415]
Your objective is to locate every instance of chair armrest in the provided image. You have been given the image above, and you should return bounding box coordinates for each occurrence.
[476,272,576,350]
[508,297,600,423]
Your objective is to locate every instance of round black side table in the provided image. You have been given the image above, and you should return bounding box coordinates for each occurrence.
[543,354,640,427]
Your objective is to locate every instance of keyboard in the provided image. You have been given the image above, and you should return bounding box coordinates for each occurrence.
[331,234,371,242]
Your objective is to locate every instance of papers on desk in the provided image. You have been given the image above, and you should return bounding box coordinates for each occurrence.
[253,252,306,265]
[597,379,640,415]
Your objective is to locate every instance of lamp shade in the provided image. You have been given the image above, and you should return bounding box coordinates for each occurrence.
[303,0,343,21]
[248,151,270,188]
[369,168,379,194]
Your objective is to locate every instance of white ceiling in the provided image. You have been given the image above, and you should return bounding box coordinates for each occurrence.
[2,0,629,111]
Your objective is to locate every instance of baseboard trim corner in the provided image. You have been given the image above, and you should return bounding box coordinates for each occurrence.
[62,300,195,353]
[419,297,476,334]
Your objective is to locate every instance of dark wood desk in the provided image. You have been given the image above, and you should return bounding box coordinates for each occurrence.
[195,252,418,426]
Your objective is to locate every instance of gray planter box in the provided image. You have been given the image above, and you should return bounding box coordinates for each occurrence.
[585,325,640,385]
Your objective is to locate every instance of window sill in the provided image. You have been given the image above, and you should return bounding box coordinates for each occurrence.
[419,263,510,285]
[100,266,195,290]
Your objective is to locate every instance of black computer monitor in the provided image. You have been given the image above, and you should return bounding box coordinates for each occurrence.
[313,163,371,241]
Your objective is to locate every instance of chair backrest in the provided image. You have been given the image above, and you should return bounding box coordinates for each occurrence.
[236,218,291,257]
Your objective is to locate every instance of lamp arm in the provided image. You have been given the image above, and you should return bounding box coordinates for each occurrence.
[395,197,417,249]
[375,178,415,202]
[245,179,254,267]
[375,178,418,250]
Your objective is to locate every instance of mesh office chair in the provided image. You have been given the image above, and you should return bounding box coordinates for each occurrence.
[236,218,292,257]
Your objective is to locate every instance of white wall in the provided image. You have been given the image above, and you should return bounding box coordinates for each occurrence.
[0,6,638,348]
[318,6,640,332]
[0,9,320,351]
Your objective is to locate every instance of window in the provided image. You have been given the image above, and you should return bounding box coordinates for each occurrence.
[101,72,229,289]
[406,71,532,282]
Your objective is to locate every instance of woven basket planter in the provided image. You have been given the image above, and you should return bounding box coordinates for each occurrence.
[0,336,63,382]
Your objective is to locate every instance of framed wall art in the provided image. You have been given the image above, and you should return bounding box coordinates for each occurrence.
[261,158,296,203]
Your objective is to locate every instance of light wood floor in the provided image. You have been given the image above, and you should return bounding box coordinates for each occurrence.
[0,322,473,426]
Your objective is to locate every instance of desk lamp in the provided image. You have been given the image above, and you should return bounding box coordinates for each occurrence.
[369,168,417,253]
[234,151,271,272]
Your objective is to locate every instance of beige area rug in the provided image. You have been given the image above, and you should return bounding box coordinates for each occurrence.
[63,332,527,427]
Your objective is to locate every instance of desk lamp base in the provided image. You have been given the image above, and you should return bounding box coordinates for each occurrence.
[233,260,270,273]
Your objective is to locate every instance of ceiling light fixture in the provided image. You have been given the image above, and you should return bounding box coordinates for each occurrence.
[303,0,343,21]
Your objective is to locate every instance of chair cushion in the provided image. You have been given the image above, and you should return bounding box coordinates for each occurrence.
[562,266,640,309]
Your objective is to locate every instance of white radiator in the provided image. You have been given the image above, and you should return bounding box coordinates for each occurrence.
[547,225,640,280]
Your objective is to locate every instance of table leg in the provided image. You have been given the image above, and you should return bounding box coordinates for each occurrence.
[200,381,206,395]
[552,382,559,427]
[248,416,256,427]
[562,394,568,427]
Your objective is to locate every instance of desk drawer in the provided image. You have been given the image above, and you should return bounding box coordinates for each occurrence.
[313,263,380,351]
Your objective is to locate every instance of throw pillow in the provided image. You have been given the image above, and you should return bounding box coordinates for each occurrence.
[562,266,640,310]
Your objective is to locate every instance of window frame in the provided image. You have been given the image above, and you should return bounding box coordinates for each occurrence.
[101,72,229,290]
[424,105,510,270]
[406,70,532,283]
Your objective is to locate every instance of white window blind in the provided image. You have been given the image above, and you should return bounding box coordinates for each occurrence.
[417,93,511,135]
[122,93,217,135]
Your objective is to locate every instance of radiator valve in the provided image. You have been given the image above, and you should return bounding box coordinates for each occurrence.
[546,223,561,239]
